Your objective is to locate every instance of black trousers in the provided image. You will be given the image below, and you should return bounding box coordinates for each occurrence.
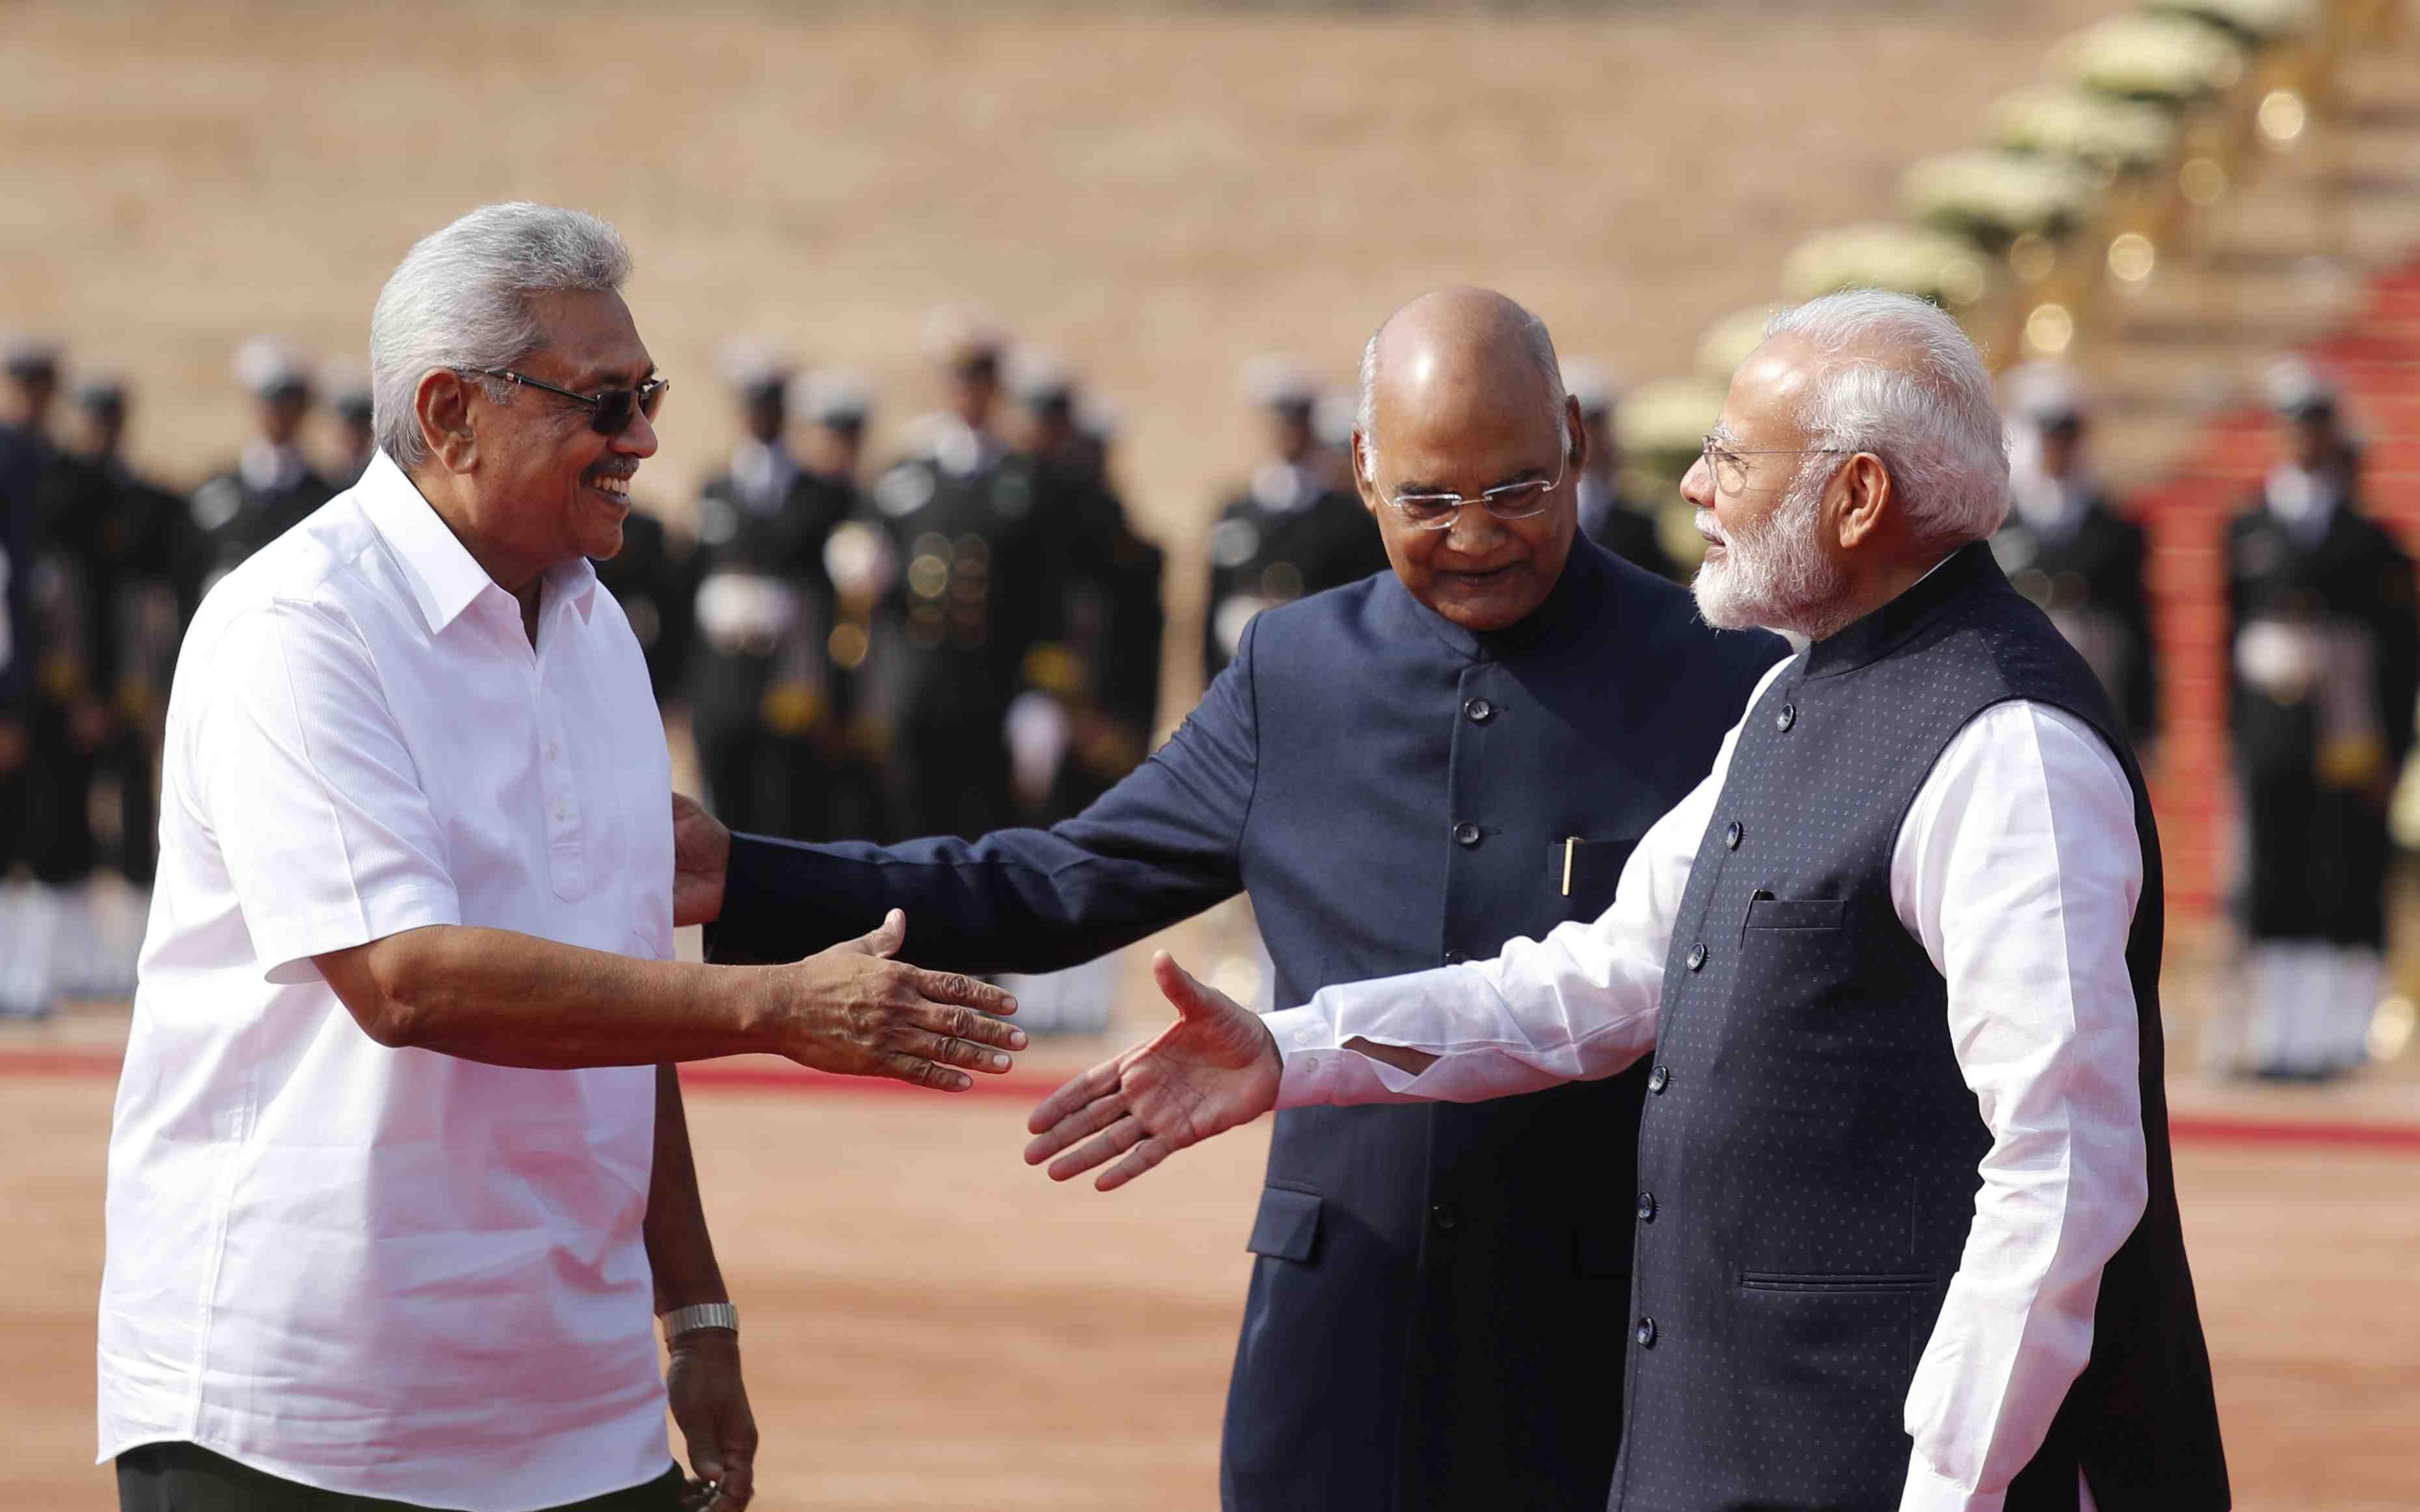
[117,1442,684,1512]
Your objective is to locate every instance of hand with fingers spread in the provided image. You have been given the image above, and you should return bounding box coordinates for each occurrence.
[771,909,1026,1091]
[1023,950,1280,1190]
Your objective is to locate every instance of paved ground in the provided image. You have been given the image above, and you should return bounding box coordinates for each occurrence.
[6,1031,2417,1511]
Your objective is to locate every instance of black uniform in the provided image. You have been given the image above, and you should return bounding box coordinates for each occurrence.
[686,461,860,839]
[1994,492,2159,747]
[2227,486,2419,950]
[1202,462,1389,684]
[706,542,1787,1511]
[30,449,193,883]
[1577,475,1678,582]
[0,422,47,881]
[863,438,1051,840]
[590,506,697,707]
[187,450,334,596]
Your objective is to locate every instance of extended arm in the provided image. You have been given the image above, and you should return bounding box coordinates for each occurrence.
[1894,704,2148,1512]
[705,615,1265,974]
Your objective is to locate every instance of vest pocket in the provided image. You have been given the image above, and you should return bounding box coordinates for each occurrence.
[1742,897,1846,931]
[1244,1183,1322,1264]
[1737,1271,1936,1292]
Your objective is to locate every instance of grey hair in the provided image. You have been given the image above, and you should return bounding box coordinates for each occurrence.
[1355,304,1568,482]
[369,202,633,470]
[1760,289,2009,545]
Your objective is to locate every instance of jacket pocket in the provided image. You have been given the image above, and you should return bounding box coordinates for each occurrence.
[1244,1184,1321,1264]
[1738,1270,1937,1293]
[1742,896,1846,931]
[1548,835,1642,922]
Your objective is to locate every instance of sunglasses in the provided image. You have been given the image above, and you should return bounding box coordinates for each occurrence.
[467,367,669,436]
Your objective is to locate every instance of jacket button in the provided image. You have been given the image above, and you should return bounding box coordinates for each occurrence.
[1635,1316,1658,1348]
[1431,1202,1461,1232]
[1444,950,1467,965]
[1463,696,1495,724]
[1724,821,1742,850]
[1777,702,1797,732]
[1453,821,1482,847]
[1648,1065,1671,1094]
[1686,943,1707,972]
[1637,1190,1656,1222]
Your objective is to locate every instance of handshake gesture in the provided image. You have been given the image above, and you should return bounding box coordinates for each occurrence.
[1023,953,1284,1189]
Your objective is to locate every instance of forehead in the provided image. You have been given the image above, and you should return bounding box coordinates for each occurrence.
[1373,354,1561,484]
[1717,336,1821,443]
[526,288,651,386]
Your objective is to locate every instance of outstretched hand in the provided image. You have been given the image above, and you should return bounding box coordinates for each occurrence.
[1023,951,1280,1191]
[672,793,731,929]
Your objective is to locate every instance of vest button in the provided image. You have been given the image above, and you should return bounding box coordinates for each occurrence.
[1777,702,1797,732]
[1725,821,1742,850]
[1464,696,1495,724]
[1635,1316,1658,1348]
[1686,943,1707,972]
[1648,1065,1671,1094]
[1637,1190,1656,1222]
[1431,1202,1461,1232]
[1453,821,1482,848]
[1444,950,1468,965]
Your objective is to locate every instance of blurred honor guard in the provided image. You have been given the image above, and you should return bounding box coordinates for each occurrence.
[686,347,850,834]
[327,373,381,490]
[188,338,335,594]
[2229,362,2419,1080]
[1566,363,1678,581]
[29,380,194,996]
[862,314,1046,839]
[1202,359,1390,685]
[589,479,697,708]
[1993,365,2158,750]
[0,336,63,1016]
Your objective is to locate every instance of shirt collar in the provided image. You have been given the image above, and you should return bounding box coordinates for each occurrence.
[355,451,598,634]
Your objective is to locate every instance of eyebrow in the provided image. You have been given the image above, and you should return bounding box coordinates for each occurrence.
[1706,422,1741,449]
[569,361,658,391]
[1392,464,1552,496]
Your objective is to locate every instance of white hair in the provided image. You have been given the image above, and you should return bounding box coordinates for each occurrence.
[1355,301,1568,482]
[369,202,632,470]
[1760,289,2009,546]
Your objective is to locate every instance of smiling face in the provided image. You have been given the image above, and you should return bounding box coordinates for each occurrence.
[461,287,658,570]
[1353,297,1581,633]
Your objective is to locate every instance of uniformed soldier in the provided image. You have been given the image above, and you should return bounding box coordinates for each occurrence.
[686,348,854,837]
[327,373,379,490]
[2229,360,2419,1080]
[1992,364,2159,749]
[30,380,191,996]
[861,316,1045,840]
[0,336,63,1016]
[188,338,336,596]
[1563,363,1679,581]
[1203,359,1390,685]
[589,481,697,707]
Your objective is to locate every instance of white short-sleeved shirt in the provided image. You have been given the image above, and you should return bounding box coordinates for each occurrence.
[98,452,677,1511]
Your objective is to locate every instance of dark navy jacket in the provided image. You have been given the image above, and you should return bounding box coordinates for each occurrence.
[710,539,1785,1511]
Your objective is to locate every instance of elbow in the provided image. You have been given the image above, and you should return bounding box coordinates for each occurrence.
[345,937,440,1049]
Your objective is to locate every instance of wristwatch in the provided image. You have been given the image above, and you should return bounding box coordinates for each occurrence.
[658,1301,739,1341]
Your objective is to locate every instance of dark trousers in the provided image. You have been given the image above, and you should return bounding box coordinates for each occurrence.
[117,1442,684,1512]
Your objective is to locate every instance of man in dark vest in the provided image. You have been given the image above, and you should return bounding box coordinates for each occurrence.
[1033,289,2228,1512]
[680,288,1786,1510]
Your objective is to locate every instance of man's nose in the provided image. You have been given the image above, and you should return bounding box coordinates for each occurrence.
[1442,503,1509,553]
[615,406,660,459]
[1678,456,1712,509]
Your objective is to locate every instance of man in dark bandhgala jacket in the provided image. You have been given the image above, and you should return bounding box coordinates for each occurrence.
[688,289,1786,1512]
[1036,291,2227,1512]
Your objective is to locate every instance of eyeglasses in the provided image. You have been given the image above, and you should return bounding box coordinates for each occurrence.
[1699,436,1847,497]
[467,368,669,436]
[1385,450,1567,531]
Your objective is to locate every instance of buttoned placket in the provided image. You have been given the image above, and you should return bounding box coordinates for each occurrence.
[513,584,589,903]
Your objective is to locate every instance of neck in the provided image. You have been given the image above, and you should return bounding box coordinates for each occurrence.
[1808,545,1954,641]
[407,462,549,625]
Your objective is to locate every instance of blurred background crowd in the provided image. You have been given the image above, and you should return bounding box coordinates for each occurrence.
[3,0,2418,1087]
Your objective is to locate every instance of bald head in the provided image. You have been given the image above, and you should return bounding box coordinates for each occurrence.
[1356,288,1566,480]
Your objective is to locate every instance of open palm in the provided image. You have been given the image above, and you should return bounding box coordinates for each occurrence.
[1024,952,1280,1191]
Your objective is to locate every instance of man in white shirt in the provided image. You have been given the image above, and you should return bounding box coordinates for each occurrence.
[100,202,1023,1512]
[1027,291,2228,1512]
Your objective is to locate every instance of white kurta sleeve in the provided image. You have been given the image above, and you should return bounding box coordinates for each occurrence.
[1890,702,2147,1512]
[1265,660,1789,1109]
[190,599,463,984]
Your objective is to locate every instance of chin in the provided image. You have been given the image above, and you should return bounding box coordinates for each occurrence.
[580,521,627,562]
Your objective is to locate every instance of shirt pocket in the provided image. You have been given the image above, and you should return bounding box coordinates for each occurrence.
[1548,835,1642,923]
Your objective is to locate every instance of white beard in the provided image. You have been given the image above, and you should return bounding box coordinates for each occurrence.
[1691,474,1855,640]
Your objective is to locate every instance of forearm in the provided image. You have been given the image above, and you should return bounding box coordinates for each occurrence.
[332,924,773,1069]
[644,1065,731,1314]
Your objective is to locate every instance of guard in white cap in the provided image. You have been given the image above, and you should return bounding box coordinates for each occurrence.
[2228,358,2417,1081]
[188,336,335,594]
[1991,362,2158,748]
[1565,362,1676,581]
[1202,357,1389,684]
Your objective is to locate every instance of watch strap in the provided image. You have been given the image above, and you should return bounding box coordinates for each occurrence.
[658,1301,739,1340]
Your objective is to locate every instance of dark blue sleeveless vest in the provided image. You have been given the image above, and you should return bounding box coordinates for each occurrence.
[1611,543,2227,1511]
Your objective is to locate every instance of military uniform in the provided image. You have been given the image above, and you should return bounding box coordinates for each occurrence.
[187,443,334,598]
[1202,458,1388,684]
[1993,486,2158,748]
[0,416,53,1015]
[1576,475,1678,582]
[591,503,697,706]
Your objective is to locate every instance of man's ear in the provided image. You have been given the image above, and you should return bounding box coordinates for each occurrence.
[416,369,479,475]
[1351,430,1380,518]
[1564,395,1590,476]
[1831,453,1892,550]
